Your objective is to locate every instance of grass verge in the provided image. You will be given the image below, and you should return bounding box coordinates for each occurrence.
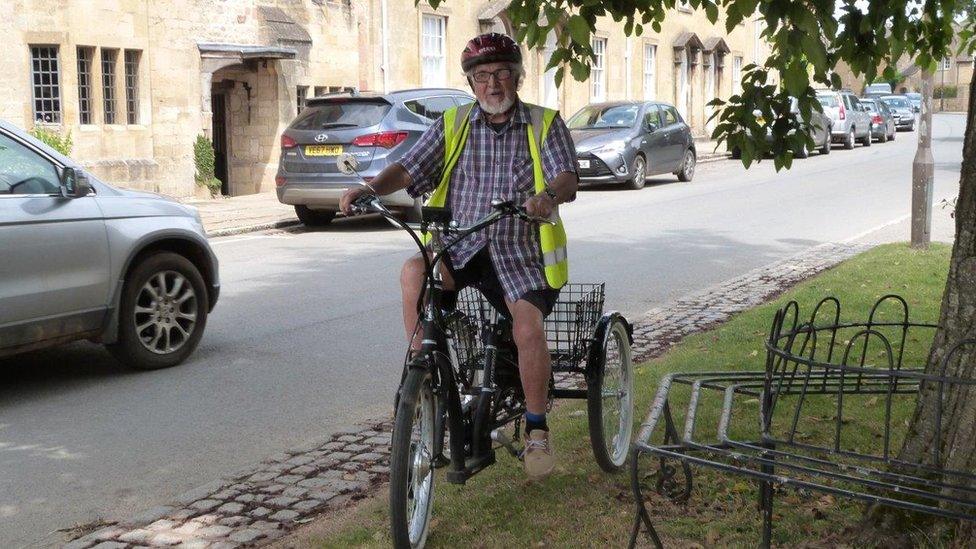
[278,243,951,548]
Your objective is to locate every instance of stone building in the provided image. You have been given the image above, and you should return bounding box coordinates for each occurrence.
[4,1,772,198]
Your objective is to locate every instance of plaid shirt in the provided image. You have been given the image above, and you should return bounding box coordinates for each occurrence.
[398,100,578,302]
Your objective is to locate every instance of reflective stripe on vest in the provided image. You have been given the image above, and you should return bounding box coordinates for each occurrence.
[424,102,569,289]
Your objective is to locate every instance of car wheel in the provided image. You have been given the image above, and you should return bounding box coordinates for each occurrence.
[676,149,696,182]
[795,140,810,159]
[844,128,855,150]
[890,127,896,141]
[108,252,208,370]
[820,131,831,155]
[626,154,646,190]
[879,129,887,143]
[861,129,872,147]
[295,205,336,226]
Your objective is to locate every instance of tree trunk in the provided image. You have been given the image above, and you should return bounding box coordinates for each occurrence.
[896,72,976,542]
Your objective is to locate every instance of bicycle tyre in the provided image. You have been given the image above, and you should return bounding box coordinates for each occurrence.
[390,368,437,548]
[587,317,635,473]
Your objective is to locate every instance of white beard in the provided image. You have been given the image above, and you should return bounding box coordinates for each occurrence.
[478,94,515,115]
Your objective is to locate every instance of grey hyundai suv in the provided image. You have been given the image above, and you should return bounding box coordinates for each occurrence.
[0,119,219,370]
[276,88,474,226]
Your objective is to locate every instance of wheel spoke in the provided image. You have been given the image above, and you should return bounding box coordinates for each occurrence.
[168,276,184,298]
[155,272,168,295]
[136,320,156,333]
[175,286,195,305]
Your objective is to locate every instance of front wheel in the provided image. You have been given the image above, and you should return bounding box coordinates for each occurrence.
[108,252,208,370]
[626,154,647,190]
[587,317,635,472]
[390,368,437,549]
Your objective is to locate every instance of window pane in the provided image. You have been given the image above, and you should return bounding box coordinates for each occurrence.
[102,49,118,124]
[643,44,656,100]
[421,15,446,88]
[124,50,140,124]
[0,132,61,194]
[77,47,94,124]
[29,46,62,124]
[591,38,606,101]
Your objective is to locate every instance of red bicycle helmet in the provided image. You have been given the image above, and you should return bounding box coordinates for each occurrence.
[461,33,522,72]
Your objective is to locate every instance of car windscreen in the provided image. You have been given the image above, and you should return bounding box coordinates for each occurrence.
[567,105,640,129]
[291,100,391,130]
[881,97,910,108]
[905,93,922,100]
[860,100,877,110]
[816,95,838,108]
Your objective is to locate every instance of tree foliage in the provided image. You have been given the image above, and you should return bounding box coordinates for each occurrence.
[429,0,963,170]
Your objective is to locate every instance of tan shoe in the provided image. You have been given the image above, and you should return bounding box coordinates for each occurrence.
[522,429,555,480]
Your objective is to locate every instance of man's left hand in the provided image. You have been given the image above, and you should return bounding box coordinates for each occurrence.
[523,194,556,219]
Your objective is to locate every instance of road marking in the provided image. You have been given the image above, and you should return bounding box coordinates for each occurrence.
[842,214,911,243]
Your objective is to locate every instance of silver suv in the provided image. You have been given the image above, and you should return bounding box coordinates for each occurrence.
[276,88,473,226]
[816,90,873,149]
[0,119,219,370]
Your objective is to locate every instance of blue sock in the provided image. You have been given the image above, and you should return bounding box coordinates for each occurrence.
[525,411,548,433]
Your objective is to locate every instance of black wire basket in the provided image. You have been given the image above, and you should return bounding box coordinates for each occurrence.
[447,283,606,372]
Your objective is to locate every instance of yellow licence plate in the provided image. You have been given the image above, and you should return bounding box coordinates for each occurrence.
[305,144,343,156]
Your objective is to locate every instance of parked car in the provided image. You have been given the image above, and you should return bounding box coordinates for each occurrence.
[568,101,696,189]
[0,119,219,370]
[858,98,896,143]
[864,82,893,96]
[276,88,474,226]
[816,90,873,149]
[879,95,916,131]
[729,97,831,159]
[905,92,923,112]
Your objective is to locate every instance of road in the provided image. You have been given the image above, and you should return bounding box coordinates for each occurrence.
[0,113,964,547]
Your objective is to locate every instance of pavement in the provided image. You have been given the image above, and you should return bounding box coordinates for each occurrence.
[187,140,731,238]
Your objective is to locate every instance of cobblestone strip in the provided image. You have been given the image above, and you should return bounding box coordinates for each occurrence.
[66,242,867,548]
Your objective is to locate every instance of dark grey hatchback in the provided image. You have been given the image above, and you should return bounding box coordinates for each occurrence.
[276,88,473,226]
[569,101,696,190]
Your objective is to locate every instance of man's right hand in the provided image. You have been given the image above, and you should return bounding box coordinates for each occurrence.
[340,186,371,216]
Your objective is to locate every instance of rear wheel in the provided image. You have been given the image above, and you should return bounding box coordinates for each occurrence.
[890,127,896,140]
[844,128,855,150]
[626,155,647,190]
[820,131,831,155]
[795,141,809,159]
[879,128,888,143]
[676,149,696,182]
[587,318,635,472]
[861,129,872,146]
[390,368,437,549]
[295,205,336,227]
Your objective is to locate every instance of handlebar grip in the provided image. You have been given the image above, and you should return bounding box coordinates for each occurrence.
[350,192,379,215]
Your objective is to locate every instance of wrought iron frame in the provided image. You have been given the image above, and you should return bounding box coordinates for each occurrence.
[629,295,976,548]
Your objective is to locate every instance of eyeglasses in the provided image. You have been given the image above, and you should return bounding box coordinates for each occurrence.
[471,68,514,83]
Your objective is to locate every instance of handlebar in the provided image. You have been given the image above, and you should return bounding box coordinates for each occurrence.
[351,193,555,234]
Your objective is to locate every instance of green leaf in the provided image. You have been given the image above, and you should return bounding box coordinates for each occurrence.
[567,15,591,46]
[554,66,565,88]
[570,58,590,81]
[704,2,718,23]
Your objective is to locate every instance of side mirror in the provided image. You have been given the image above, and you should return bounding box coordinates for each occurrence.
[914,106,920,113]
[645,121,658,133]
[337,152,359,175]
[60,167,90,198]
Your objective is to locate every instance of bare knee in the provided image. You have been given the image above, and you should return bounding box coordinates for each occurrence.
[513,316,546,350]
[400,256,425,293]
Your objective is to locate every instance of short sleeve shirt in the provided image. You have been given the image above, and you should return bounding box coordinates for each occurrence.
[397,100,578,301]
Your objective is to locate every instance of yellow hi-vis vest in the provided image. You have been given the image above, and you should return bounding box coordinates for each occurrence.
[424,102,569,289]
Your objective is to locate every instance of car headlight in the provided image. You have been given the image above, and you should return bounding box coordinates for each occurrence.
[590,141,626,155]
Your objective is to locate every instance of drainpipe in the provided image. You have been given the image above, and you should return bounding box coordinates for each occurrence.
[381,0,390,93]
[625,37,632,99]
